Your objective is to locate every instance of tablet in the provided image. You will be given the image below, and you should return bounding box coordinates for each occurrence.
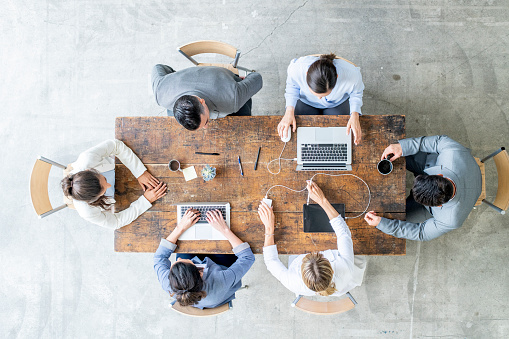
[303,204,345,233]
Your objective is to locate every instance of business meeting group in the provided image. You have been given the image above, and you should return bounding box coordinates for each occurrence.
[58,49,489,312]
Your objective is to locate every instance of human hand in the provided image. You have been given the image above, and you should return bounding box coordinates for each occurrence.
[258,201,275,232]
[137,171,159,191]
[381,143,403,162]
[177,208,201,231]
[346,112,362,145]
[143,182,167,203]
[277,107,296,140]
[364,211,381,226]
[306,180,327,205]
[206,209,230,234]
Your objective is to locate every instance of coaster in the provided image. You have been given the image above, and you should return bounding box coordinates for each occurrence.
[182,166,198,181]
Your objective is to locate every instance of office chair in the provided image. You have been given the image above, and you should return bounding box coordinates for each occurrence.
[169,299,232,317]
[30,156,74,218]
[291,292,357,315]
[474,147,509,214]
[178,40,253,75]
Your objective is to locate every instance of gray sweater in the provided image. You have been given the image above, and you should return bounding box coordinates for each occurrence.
[152,64,263,118]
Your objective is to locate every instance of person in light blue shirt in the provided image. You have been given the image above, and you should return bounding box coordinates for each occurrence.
[277,54,365,145]
[153,209,255,309]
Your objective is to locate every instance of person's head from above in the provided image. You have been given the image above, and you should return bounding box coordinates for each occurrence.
[301,252,337,296]
[169,258,207,306]
[61,169,112,210]
[413,174,455,207]
[306,53,338,99]
[173,95,210,131]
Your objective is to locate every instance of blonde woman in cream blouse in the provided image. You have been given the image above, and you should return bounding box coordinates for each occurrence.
[258,181,366,296]
[61,139,167,229]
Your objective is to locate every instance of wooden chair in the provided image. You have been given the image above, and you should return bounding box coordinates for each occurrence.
[178,40,253,75]
[308,54,357,67]
[169,300,232,317]
[30,156,74,219]
[475,147,509,214]
[291,292,357,315]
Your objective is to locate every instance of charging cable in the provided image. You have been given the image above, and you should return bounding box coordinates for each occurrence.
[266,142,297,175]
[264,173,371,219]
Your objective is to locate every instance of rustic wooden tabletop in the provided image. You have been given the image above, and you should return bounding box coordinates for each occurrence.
[114,115,406,255]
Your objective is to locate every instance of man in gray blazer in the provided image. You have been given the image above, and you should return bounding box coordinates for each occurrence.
[151,64,263,131]
[364,135,482,241]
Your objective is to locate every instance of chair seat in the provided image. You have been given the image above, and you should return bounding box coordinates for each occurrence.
[475,157,486,206]
[198,63,239,75]
[171,301,231,317]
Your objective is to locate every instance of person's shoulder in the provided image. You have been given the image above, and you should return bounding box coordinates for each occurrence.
[289,55,318,67]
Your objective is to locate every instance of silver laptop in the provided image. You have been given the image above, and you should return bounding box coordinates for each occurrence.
[176,202,231,240]
[296,127,352,171]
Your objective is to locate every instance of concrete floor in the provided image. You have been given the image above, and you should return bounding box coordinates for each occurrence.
[1,0,508,338]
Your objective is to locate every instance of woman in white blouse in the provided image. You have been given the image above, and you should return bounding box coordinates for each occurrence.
[258,180,366,296]
[61,139,167,229]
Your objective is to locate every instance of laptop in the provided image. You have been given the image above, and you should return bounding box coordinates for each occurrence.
[176,202,231,240]
[296,127,352,171]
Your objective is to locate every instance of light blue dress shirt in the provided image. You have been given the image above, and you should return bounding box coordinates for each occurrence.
[153,239,255,309]
[284,56,365,114]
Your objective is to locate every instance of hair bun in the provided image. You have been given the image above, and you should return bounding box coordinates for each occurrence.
[320,53,337,62]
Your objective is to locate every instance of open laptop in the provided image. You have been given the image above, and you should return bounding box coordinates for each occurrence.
[296,127,352,171]
[176,202,231,240]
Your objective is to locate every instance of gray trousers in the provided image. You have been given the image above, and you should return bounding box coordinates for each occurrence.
[405,152,433,222]
[294,99,350,115]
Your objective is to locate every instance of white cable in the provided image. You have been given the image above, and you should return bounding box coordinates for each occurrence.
[266,142,297,175]
[264,173,371,219]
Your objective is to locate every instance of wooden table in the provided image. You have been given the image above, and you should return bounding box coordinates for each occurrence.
[114,116,406,255]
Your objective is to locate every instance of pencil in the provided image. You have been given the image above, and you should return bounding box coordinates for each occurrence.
[238,156,244,176]
[254,146,261,170]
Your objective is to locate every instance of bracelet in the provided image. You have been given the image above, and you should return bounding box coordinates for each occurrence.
[265,233,274,236]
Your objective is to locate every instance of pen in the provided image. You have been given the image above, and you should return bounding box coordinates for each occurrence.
[238,155,244,176]
[254,146,261,170]
[195,152,220,156]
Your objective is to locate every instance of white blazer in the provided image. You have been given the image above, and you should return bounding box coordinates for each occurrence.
[263,216,366,296]
[70,139,152,229]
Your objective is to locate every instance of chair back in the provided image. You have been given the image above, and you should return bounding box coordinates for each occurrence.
[308,54,357,67]
[291,292,357,315]
[178,40,241,74]
[493,149,509,211]
[170,300,232,317]
[30,159,54,217]
[30,157,70,218]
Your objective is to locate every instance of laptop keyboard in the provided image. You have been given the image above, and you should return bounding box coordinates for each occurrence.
[180,205,227,223]
[301,143,348,162]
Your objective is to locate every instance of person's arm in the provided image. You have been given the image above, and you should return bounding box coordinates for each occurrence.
[347,68,365,115]
[205,210,255,287]
[74,139,147,178]
[235,72,263,111]
[365,211,457,241]
[74,196,152,230]
[153,208,201,291]
[398,135,466,157]
[284,59,301,109]
[306,180,354,262]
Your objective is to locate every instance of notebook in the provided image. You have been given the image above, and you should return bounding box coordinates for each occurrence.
[303,203,345,233]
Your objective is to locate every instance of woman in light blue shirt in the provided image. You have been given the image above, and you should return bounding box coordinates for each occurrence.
[277,54,365,145]
[154,209,255,309]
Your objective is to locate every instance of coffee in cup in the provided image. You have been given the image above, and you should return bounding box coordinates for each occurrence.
[377,157,393,175]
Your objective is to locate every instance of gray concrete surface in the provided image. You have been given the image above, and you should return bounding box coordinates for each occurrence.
[1,0,508,338]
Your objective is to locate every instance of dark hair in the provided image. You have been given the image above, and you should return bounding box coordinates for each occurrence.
[169,262,207,306]
[306,53,338,94]
[173,95,204,131]
[61,169,113,210]
[413,174,454,206]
